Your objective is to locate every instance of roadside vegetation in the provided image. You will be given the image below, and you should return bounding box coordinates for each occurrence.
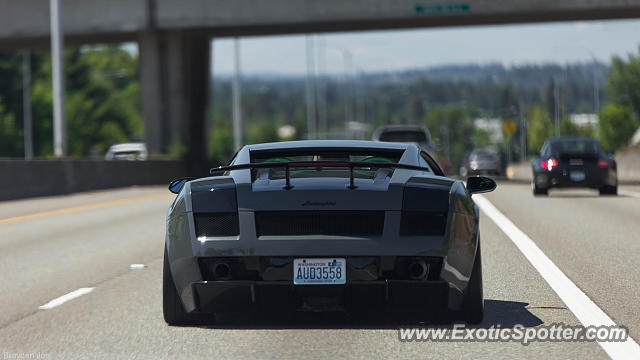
[0,44,639,167]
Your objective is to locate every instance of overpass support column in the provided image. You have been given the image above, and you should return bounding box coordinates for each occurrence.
[138,30,210,171]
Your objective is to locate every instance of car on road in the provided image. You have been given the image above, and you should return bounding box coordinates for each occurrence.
[459,149,502,177]
[532,136,617,196]
[163,140,496,325]
[104,142,148,161]
[372,124,436,155]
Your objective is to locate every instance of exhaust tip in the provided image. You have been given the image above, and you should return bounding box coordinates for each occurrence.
[213,262,231,280]
[408,260,429,280]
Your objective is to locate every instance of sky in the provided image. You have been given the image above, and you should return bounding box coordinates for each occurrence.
[211,19,640,76]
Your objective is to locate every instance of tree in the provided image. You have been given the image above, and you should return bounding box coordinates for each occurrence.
[599,103,638,151]
[424,106,474,169]
[607,47,640,117]
[527,105,554,153]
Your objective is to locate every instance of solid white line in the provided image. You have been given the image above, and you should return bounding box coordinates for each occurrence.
[475,195,640,360]
[38,287,94,310]
[619,190,640,199]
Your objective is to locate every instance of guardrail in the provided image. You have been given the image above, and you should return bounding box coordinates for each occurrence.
[505,152,640,184]
[0,160,190,201]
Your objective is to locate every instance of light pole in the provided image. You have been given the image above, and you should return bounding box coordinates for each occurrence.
[23,50,33,160]
[232,38,243,151]
[50,0,66,157]
[305,35,317,140]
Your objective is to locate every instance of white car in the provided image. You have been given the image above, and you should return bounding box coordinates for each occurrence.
[105,143,148,161]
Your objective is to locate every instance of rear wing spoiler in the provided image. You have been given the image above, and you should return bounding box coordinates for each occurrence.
[210,161,431,190]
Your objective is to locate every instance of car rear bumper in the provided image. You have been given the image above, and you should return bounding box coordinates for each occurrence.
[533,167,616,189]
[189,279,451,315]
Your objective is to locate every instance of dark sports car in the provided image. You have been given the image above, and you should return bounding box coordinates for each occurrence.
[532,136,617,196]
[163,140,496,325]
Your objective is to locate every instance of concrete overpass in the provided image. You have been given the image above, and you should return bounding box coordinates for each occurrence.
[2,0,640,165]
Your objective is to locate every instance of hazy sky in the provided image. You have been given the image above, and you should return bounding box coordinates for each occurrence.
[211,19,640,76]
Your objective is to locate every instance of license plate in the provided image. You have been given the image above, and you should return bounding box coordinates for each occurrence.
[293,258,346,285]
[570,171,585,182]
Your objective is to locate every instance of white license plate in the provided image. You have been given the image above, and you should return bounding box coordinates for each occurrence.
[293,258,346,285]
[570,171,585,182]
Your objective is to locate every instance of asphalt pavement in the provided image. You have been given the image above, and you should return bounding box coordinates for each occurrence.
[0,184,638,359]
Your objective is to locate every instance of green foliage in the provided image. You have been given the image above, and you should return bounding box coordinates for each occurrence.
[527,105,554,153]
[607,47,640,117]
[208,113,234,162]
[0,45,142,158]
[0,97,21,156]
[424,106,474,169]
[599,103,638,151]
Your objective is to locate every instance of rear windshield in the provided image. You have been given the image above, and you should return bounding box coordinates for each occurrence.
[250,149,405,181]
[471,150,497,160]
[550,140,602,155]
[379,130,427,143]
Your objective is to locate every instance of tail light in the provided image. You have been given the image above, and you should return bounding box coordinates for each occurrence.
[540,158,558,171]
[598,159,610,168]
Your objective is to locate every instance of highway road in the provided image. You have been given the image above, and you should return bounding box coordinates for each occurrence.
[0,183,639,359]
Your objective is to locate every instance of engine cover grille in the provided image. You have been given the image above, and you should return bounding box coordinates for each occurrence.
[194,213,240,237]
[255,211,384,236]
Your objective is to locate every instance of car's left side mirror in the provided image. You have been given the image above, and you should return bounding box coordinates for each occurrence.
[466,176,496,195]
[168,177,194,194]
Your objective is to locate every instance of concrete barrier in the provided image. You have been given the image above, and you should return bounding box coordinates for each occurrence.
[0,160,191,201]
[506,151,640,184]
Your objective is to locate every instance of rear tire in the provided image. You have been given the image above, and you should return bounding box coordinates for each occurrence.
[461,243,484,324]
[532,183,548,196]
[599,185,617,196]
[163,247,204,326]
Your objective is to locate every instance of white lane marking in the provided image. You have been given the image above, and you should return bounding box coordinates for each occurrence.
[129,264,146,269]
[619,190,640,198]
[38,288,94,310]
[475,195,640,360]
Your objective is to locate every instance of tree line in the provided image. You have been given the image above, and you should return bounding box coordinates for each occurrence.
[0,45,639,168]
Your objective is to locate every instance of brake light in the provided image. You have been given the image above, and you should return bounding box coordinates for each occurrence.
[541,158,558,171]
[598,159,610,168]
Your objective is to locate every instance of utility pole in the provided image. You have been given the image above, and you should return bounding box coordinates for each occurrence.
[554,79,560,136]
[305,35,317,140]
[594,72,600,139]
[232,38,243,151]
[519,99,526,162]
[50,0,66,157]
[316,35,327,138]
[23,50,33,160]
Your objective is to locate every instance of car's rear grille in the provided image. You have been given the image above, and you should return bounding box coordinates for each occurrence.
[400,211,447,236]
[255,211,384,236]
[194,213,240,237]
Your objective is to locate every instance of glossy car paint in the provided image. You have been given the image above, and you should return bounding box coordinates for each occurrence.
[165,140,480,314]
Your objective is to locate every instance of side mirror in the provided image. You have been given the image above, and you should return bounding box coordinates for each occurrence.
[168,177,194,194]
[466,176,496,195]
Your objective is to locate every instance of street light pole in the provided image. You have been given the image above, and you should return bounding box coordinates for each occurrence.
[305,35,317,140]
[23,50,33,160]
[232,38,243,151]
[50,0,67,158]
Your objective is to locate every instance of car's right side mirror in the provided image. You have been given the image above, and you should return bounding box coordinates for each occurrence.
[466,176,497,195]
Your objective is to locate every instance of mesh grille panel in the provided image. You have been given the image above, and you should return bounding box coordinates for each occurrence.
[255,211,384,236]
[195,213,239,237]
[400,211,447,236]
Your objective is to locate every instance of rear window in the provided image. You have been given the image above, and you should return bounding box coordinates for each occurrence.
[471,150,497,160]
[379,131,427,143]
[250,149,405,181]
[550,140,602,155]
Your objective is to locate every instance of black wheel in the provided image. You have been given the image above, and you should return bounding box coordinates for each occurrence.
[599,185,617,196]
[461,243,483,324]
[163,247,205,326]
[532,183,548,196]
